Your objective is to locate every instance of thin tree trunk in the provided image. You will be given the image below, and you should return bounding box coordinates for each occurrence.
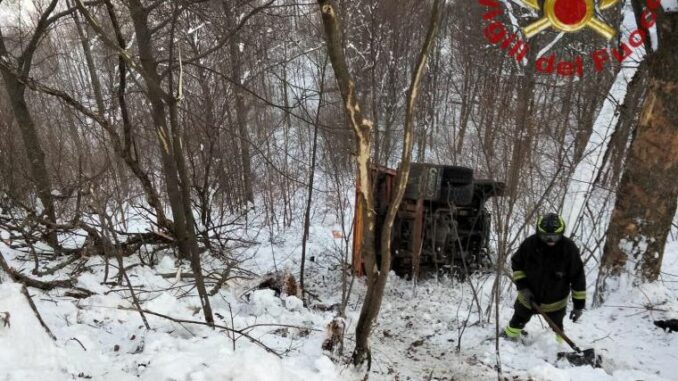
[318,0,443,367]
[0,1,60,249]
[225,4,254,205]
[124,0,214,325]
[71,1,106,115]
[0,77,58,248]
[300,63,326,295]
[167,5,214,326]
[505,46,537,200]
[317,0,377,366]
[127,0,189,255]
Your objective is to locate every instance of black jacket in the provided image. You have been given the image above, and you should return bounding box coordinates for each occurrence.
[511,234,586,311]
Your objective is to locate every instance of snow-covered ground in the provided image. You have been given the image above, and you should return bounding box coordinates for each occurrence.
[343,244,678,381]
[1,210,677,380]
[0,253,345,380]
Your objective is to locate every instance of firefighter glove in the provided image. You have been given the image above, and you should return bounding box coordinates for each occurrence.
[570,309,583,322]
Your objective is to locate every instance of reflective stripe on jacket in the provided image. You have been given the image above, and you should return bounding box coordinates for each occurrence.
[511,234,586,310]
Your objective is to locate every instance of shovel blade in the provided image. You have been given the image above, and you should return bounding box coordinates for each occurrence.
[557,348,602,368]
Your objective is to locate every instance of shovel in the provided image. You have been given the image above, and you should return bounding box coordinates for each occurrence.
[531,301,602,368]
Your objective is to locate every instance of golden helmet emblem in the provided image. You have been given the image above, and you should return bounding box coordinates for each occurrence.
[522,0,621,40]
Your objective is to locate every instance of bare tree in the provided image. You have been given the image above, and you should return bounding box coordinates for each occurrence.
[72,0,214,325]
[0,0,63,249]
[224,2,254,204]
[300,60,327,295]
[317,0,443,367]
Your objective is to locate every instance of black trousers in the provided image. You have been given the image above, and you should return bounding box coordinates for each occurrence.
[508,299,566,332]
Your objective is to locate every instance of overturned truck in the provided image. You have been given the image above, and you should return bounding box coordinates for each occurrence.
[353,163,504,278]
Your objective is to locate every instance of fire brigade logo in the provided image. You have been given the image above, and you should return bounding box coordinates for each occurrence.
[478,0,662,76]
[522,0,621,40]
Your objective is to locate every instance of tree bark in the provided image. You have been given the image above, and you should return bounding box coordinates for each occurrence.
[317,0,443,367]
[122,0,214,325]
[300,63,327,295]
[317,0,378,366]
[225,3,254,205]
[0,76,58,247]
[596,10,678,300]
[0,0,61,249]
[505,46,538,200]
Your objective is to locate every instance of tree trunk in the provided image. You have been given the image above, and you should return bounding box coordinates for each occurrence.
[126,0,214,325]
[0,1,61,249]
[105,0,172,232]
[505,46,538,200]
[317,0,378,366]
[596,10,678,300]
[300,63,327,295]
[225,4,254,205]
[607,66,649,184]
[0,77,58,250]
[317,0,443,367]
[125,0,188,253]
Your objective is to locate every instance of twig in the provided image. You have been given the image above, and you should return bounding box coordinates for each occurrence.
[35,255,81,276]
[64,287,96,299]
[227,302,236,351]
[120,307,282,358]
[160,272,195,279]
[239,323,321,333]
[601,304,669,312]
[208,266,233,296]
[20,285,57,341]
[591,333,612,343]
[69,337,87,351]
[100,210,151,330]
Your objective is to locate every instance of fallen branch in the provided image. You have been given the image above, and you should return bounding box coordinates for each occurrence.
[592,333,612,343]
[64,288,96,299]
[208,266,235,296]
[20,285,57,341]
[0,252,95,301]
[601,304,669,312]
[34,255,82,276]
[160,272,195,279]
[121,307,283,358]
[0,253,74,290]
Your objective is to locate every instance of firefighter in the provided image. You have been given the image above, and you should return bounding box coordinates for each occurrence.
[503,213,586,341]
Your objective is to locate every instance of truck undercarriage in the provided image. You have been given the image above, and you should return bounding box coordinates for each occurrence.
[353,163,504,278]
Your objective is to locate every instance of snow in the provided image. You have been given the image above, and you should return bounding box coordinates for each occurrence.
[0,284,61,379]
[0,0,37,27]
[0,189,678,381]
[3,0,677,378]
[364,260,678,380]
[0,198,677,380]
[0,240,348,380]
[663,0,678,12]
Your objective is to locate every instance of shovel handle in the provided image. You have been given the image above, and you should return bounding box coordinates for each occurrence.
[530,301,581,353]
